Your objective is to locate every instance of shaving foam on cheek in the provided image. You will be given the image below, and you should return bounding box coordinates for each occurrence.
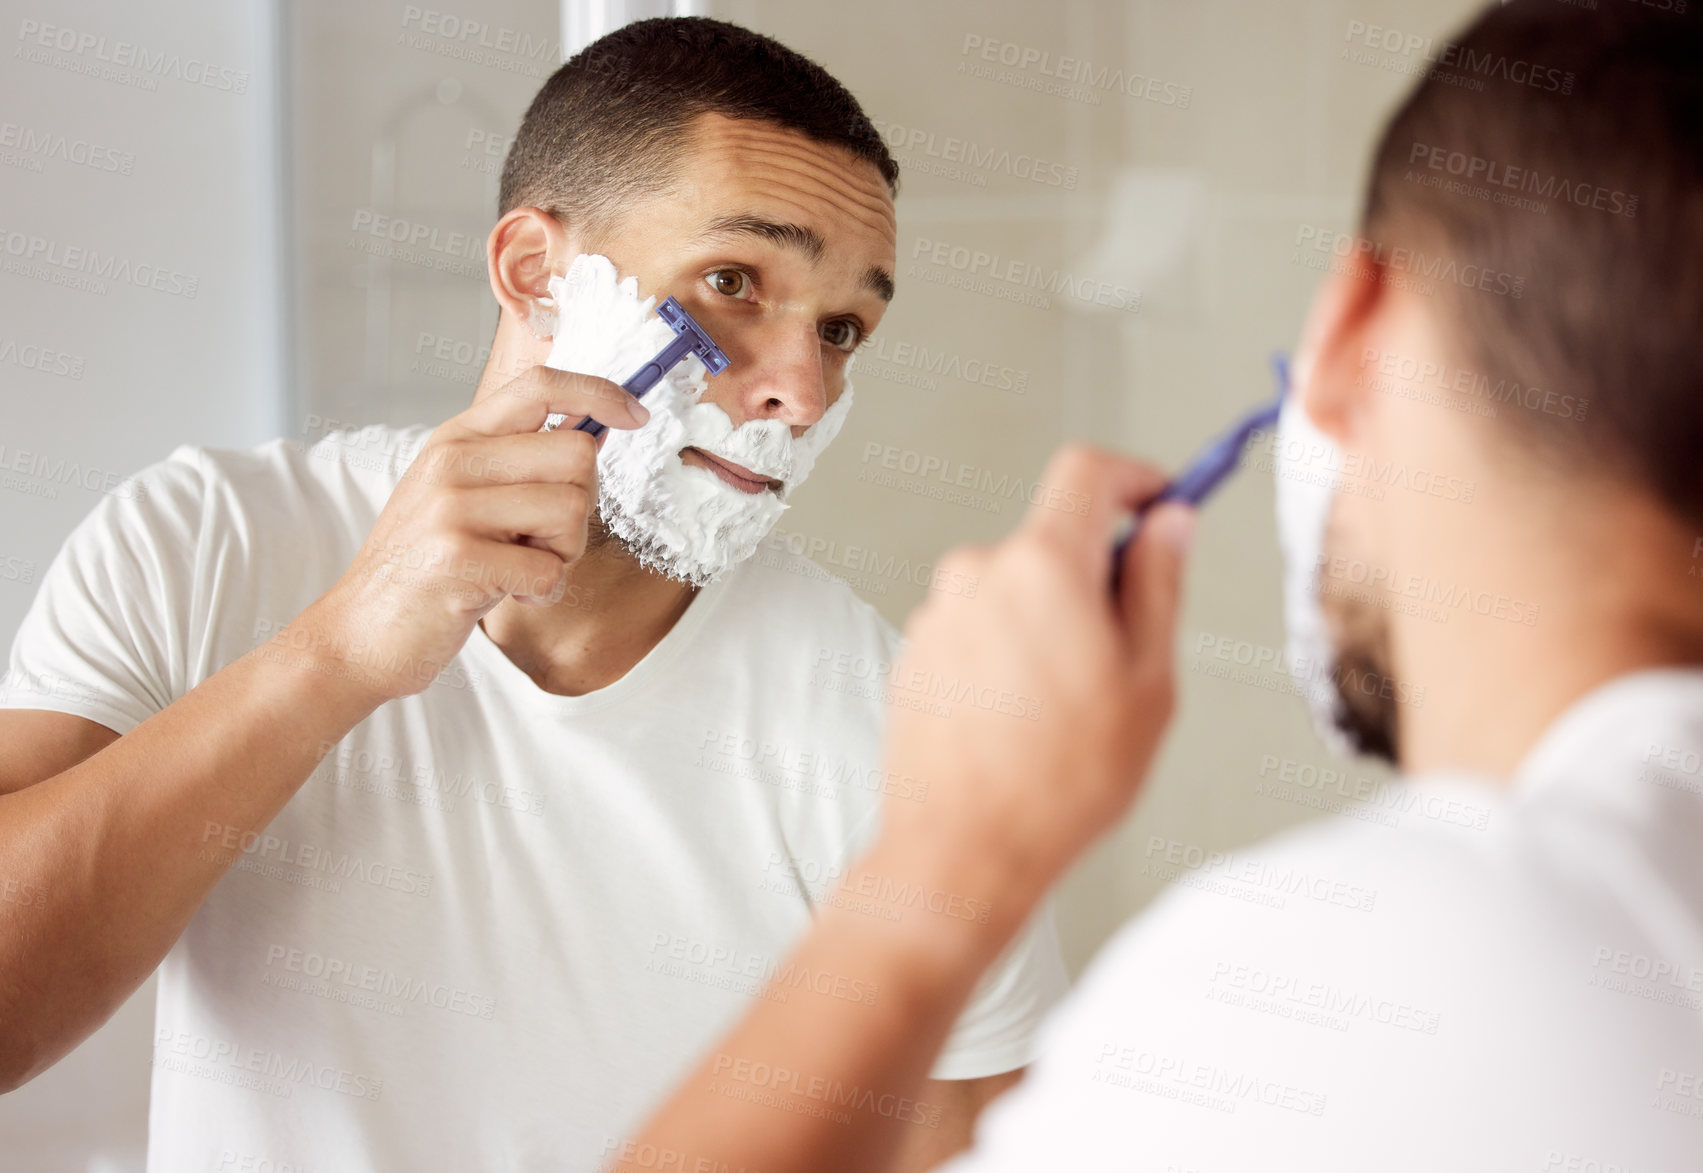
[540,253,854,586]
[537,254,680,428]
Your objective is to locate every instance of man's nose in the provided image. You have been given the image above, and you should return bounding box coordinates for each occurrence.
[727,317,828,431]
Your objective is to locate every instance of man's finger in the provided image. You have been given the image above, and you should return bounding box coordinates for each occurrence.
[1021,445,1168,574]
[454,367,650,438]
[1117,502,1195,667]
[438,482,595,566]
[425,428,602,487]
[465,537,569,606]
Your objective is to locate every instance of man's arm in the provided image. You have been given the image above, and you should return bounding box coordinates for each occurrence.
[0,369,645,1092]
[0,709,117,796]
[0,647,391,1091]
[619,447,1195,1173]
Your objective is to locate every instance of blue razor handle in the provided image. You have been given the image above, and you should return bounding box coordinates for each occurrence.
[1109,354,1290,590]
[572,297,731,439]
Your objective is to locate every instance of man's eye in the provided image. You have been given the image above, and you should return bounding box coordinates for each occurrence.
[706,269,752,299]
[821,320,862,352]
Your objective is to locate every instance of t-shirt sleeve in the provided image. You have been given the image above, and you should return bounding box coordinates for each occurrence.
[926,888,1260,1172]
[925,900,1201,1172]
[927,899,1071,1081]
[0,449,211,735]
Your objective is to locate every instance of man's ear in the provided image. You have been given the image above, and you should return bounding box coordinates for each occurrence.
[1291,261,1383,446]
[486,207,578,335]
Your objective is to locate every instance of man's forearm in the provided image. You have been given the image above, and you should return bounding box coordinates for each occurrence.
[620,836,1041,1173]
[0,620,386,1091]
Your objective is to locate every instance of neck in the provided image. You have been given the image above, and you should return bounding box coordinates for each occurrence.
[1393,482,1703,779]
[478,524,698,697]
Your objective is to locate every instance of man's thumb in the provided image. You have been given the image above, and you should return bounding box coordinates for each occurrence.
[1118,503,1194,663]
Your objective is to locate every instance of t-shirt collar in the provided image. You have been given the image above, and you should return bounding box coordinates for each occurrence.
[1510,666,1703,800]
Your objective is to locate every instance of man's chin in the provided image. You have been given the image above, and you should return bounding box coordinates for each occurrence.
[596,495,779,588]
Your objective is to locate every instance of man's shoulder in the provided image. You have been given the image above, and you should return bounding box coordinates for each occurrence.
[148,423,431,529]
[189,423,430,498]
[1108,777,1546,967]
[997,777,1698,1166]
[1071,773,1649,1050]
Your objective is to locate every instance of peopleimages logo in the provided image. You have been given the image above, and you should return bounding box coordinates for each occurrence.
[910,236,1141,313]
[710,1053,943,1126]
[958,34,1193,108]
[1092,1043,1328,1116]
[0,337,85,380]
[858,335,1029,395]
[1293,225,1524,299]
[859,441,1094,515]
[1256,754,1493,831]
[15,19,250,93]
[0,226,199,298]
[0,122,136,174]
[1207,960,1442,1035]
[1340,20,1576,94]
[0,444,148,500]
[1406,142,1637,219]
[871,119,1079,190]
[349,209,482,260]
[814,645,1046,721]
[1315,553,1541,628]
[347,209,485,279]
[154,1028,383,1101]
[1358,347,1588,423]
[200,821,434,897]
[762,527,979,599]
[262,943,497,1020]
[398,6,562,61]
[1143,834,1379,913]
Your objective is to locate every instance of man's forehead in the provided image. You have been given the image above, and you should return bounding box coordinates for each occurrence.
[677,113,897,253]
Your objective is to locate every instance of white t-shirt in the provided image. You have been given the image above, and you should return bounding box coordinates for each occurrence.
[943,668,1703,1172]
[0,425,1068,1173]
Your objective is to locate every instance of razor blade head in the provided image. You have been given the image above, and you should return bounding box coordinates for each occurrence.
[657,297,730,375]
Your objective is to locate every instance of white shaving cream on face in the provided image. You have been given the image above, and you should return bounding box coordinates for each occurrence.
[1273,391,1353,756]
[538,253,853,586]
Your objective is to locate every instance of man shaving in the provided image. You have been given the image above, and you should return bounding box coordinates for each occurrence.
[625,4,1703,1170]
[0,18,1063,1172]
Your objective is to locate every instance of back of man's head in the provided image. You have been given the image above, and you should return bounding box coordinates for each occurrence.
[500,17,898,241]
[1360,0,1703,531]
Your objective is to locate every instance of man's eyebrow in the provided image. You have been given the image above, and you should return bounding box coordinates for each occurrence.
[697,212,894,302]
[699,213,826,263]
[863,265,895,303]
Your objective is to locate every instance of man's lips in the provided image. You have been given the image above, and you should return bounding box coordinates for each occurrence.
[681,447,782,495]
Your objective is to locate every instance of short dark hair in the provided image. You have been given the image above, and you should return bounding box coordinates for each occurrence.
[1360,1,1703,528]
[500,17,898,238]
